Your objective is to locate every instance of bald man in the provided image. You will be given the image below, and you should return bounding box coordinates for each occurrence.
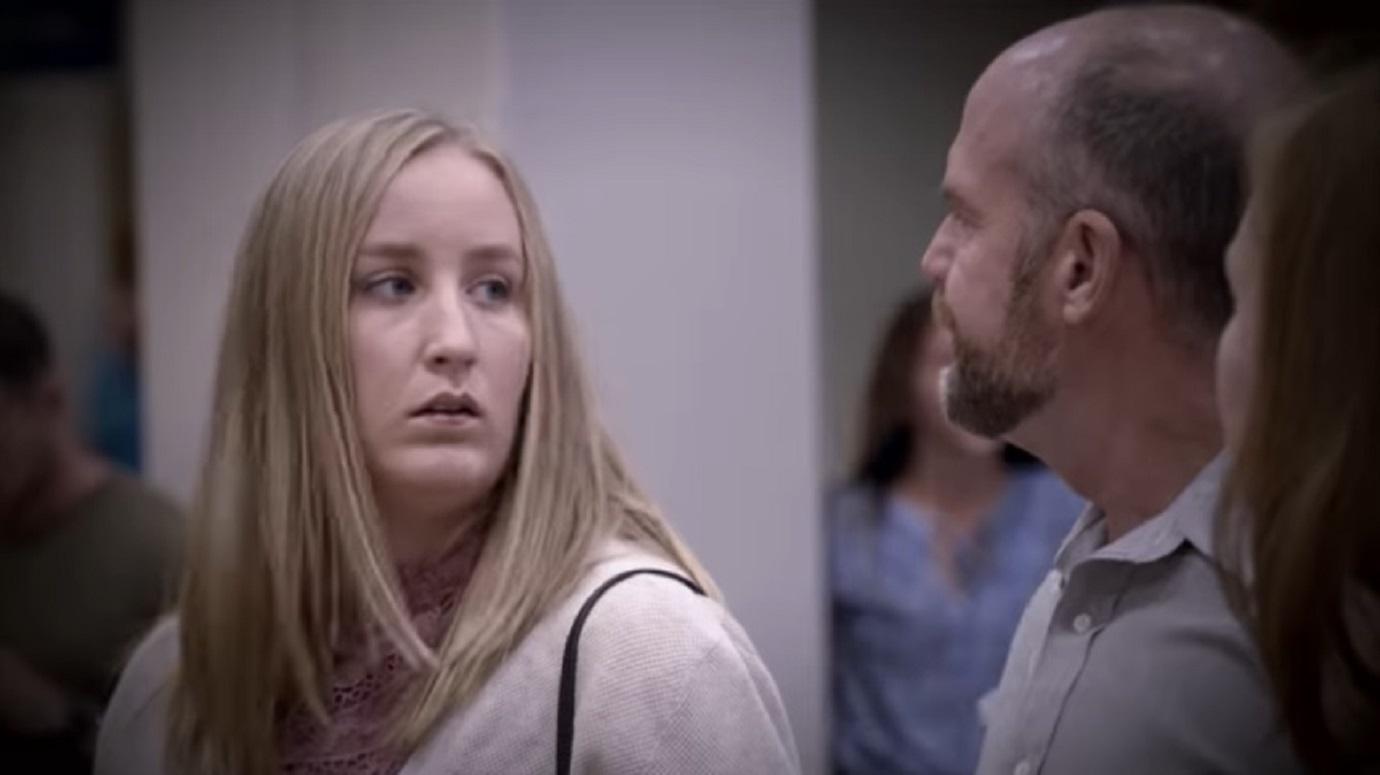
[919,5,1305,774]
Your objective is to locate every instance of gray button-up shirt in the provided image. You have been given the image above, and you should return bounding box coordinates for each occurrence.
[975,457,1301,775]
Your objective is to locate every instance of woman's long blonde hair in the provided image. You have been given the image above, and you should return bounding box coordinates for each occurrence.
[169,110,717,774]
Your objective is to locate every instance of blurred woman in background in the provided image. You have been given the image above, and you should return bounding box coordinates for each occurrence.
[95,110,799,775]
[1216,63,1380,773]
[829,284,1081,775]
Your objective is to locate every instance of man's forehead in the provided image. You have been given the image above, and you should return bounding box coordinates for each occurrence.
[948,79,1030,185]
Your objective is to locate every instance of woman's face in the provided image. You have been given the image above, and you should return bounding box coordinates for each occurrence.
[913,320,1002,458]
[349,143,532,525]
[1217,194,1264,458]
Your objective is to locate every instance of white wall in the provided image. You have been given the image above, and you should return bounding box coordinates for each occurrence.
[0,73,115,403]
[499,0,824,768]
[130,0,501,503]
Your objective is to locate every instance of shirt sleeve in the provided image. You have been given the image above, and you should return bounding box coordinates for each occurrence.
[94,618,177,775]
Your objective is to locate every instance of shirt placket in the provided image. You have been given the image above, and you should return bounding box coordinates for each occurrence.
[1009,560,1129,775]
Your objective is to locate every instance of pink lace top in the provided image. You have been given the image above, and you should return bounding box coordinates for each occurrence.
[276,533,486,775]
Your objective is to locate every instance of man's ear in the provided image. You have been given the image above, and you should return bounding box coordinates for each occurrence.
[1046,209,1122,326]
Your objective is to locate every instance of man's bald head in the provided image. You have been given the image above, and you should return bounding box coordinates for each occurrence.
[996,5,1301,112]
[981,4,1304,343]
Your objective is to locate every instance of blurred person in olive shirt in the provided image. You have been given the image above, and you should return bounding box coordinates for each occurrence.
[0,291,182,772]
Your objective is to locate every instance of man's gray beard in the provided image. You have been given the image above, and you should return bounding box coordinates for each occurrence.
[941,338,1053,438]
[941,285,1057,438]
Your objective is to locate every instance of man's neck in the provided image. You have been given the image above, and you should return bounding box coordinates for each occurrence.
[1013,341,1222,543]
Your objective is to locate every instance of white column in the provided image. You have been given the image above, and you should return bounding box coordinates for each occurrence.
[499,1,825,769]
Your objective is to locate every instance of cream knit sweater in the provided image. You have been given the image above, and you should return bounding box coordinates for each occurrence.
[95,540,801,774]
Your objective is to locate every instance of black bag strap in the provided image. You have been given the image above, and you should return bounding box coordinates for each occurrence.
[555,568,706,775]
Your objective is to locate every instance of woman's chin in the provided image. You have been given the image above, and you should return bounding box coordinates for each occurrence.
[372,449,502,506]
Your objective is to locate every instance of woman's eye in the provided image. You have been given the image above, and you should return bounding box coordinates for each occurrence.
[472,278,513,305]
[363,275,416,300]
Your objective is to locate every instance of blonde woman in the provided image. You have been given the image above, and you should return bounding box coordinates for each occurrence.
[94,111,799,775]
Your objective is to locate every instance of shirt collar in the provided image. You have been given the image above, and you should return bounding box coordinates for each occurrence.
[1055,454,1225,571]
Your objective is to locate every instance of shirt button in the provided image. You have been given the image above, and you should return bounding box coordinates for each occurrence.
[1073,613,1092,634]
[1015,760,1033,775]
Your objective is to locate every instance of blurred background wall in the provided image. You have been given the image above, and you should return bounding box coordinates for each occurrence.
[0,72,118,428]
